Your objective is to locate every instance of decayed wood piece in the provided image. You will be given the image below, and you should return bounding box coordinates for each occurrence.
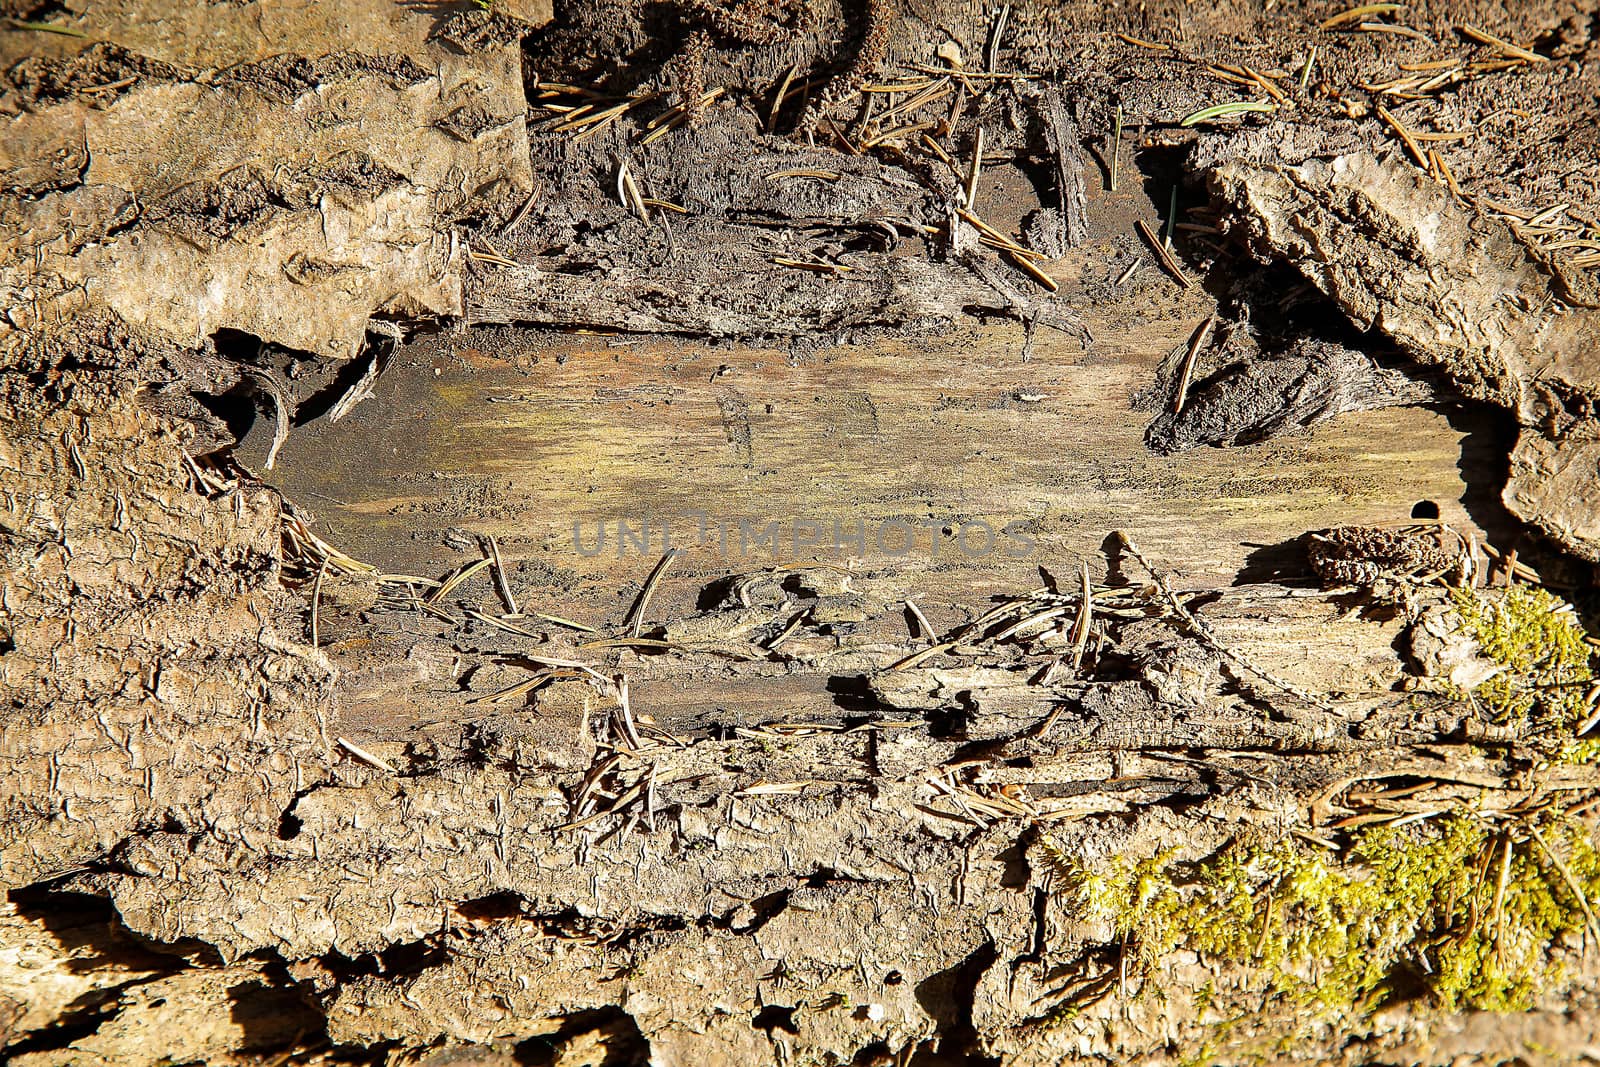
[469,239,999,335]
[258,323,1482,612]
[470,135,1086,337]
[1025,86,1091,257]
[1143,336,1438,453]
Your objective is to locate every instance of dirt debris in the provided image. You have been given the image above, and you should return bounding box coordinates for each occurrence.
[1143,336,1437,453]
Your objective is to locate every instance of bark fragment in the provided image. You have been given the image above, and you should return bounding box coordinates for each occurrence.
[0,0,534,357]
[1024,87,1089,258]
[1209,152,1600,560]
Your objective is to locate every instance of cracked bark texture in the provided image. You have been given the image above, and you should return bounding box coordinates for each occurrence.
[0,0,535,358]
[0,380,337,889]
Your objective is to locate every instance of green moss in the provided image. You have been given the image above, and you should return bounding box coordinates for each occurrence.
[1035,585,1598,1057]
[1064,814,1600,1025]
[1448,585,1595,737]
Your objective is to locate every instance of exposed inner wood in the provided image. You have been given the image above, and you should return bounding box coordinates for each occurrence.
[257,322,1485,619]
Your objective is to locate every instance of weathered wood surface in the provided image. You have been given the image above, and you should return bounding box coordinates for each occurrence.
[257,317,1486,631]
[246,307,1499,750]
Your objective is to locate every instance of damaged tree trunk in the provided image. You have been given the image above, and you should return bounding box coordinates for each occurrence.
[4,2,1600,1066]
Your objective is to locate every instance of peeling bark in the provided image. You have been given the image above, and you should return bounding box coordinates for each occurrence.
[1209,153,1600,560]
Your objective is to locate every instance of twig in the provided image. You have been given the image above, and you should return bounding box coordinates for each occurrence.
[772,256,853,274]
[964,126,985,210]
[557,779,647,833]
[1004,248,1060,291]
[1521,820,1600,955]
[985,4,1010,73]
[613,674,643,750]
[1179,100,1277,127]
[1359,21,1433,42]
[464,608,540,638]
[1070,562,1093,671]
[1376,104,1427,168]
[615,155,650,219]
[1135,219,1192,288]
[906,599,935,642]
[765,610,810,651]
[1457,23,1546,63]
[337,737,395,773]
[536,611,597,634]
[769,65,801,132]
[958,208,1035,256]
[1491,833,1513,952]
[4,17,86,35]
[1114,33,1169,51]
[501,186,541,235]
[484,534,519,616]
[1319,4,1404,31]
[1109,104,1123,192]
[310,559,327,648]
[247,368,293,471]
[766,169,843,181]
[327,341,388,424]
[1576,684,1600,737]
[426,558,492,606]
